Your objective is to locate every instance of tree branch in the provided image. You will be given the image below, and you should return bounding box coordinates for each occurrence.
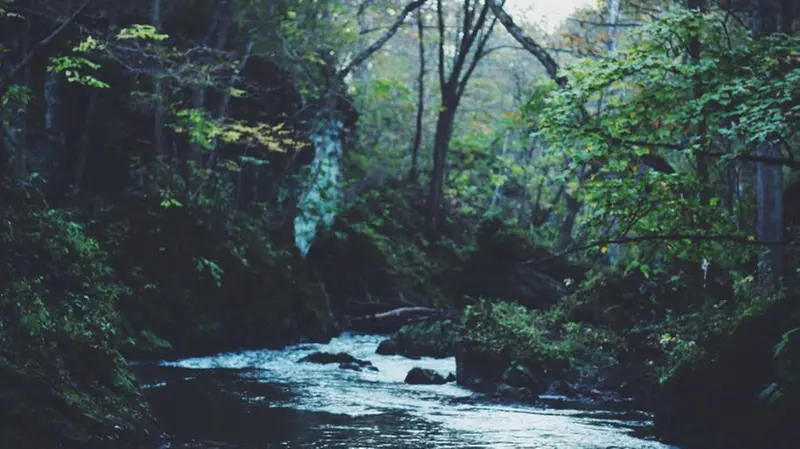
[338,0,427,79]
[520,234,793,264]
[486,0,565,87]
[0,0,97,104]
[568,18,642,27]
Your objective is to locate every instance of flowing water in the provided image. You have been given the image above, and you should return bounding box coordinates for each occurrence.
[135,333,678,449]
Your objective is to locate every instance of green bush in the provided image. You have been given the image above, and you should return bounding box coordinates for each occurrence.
[462,299,621,383]
[392,320,461,358]
[0,184,155,448]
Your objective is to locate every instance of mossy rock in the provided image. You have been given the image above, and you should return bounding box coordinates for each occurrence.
[654,297,800,449]
[388,320,461,359]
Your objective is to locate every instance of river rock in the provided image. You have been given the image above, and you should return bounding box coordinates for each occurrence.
[446,372,456,383]
[495,384,534,401]
[299,351,372,368]
[339,362,363,371]
[405,367,447,385]
[376,339,397,355]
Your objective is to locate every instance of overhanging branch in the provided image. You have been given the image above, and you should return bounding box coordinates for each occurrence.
[520,234,792,264]
[0,0,97,104]
[339,0,427,79]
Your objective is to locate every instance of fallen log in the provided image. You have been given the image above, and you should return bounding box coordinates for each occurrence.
[345,307,460,334]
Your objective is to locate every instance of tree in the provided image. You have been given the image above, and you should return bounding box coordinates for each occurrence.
[750,0,785,287]
[409,7,426,182]
[426,0,497,235]
[293,0,428,255]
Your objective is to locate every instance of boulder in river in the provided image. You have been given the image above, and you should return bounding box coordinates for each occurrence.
[376,339,397,355]
[446,372,456,383]
[405,367,447,385]
[495,384,535,402]
[338,362,380,372]
[339,362,362,371]
[299,351,372,368]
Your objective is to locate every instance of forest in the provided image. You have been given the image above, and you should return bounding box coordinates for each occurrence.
[0,0,798,448]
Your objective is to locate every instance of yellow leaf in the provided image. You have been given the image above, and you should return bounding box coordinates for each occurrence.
[600,245,609,254]
[747,235,755,241]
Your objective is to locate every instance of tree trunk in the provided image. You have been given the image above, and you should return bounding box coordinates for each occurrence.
[14,21,31,180]
[755,138,784,284]
[190,0,232,165]
[688,0,710,209]
[426,0,493,236]
[409,8,425,183]
[558,193,582,251]
[152,0,164,155]
[780,0,794,33]
[295,104,344,257]
[426,94,457,236]
[487,132,508,215]
[73,89,97,194]
[606,0,621,55]
[752,0,785,287]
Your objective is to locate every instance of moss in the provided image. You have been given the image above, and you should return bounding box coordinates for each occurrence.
[458,300,623,394]
[390,320,461,358]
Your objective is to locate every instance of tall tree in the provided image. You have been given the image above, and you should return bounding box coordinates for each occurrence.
[151,0,164,155]
[688,0,710,209]
[409,7,426,182]
[750,0,785,286]
[426,0,497,235]
[295,0,428,255]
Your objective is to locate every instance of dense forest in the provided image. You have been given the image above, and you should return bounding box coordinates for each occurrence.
[0,0,798,448]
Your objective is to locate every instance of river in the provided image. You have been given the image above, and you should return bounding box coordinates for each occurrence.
[134,333,678,449]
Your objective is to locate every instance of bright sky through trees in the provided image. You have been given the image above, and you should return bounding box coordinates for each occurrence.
[507,0,597,31]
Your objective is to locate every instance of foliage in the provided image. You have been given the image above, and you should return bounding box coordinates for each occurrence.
[463,299,622,381]
[390,319,461,358]
[0,184,155,448]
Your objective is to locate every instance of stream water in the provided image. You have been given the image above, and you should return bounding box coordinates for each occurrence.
[135,333,678,449]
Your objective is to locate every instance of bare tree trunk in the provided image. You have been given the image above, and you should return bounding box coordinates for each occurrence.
[427,99,457,235]
[409,8,425,182]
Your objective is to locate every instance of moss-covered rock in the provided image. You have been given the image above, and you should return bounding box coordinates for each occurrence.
[654,296,800,449]
[404,367,447,385]
[456,300,622,399]
[380,320,461,359]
